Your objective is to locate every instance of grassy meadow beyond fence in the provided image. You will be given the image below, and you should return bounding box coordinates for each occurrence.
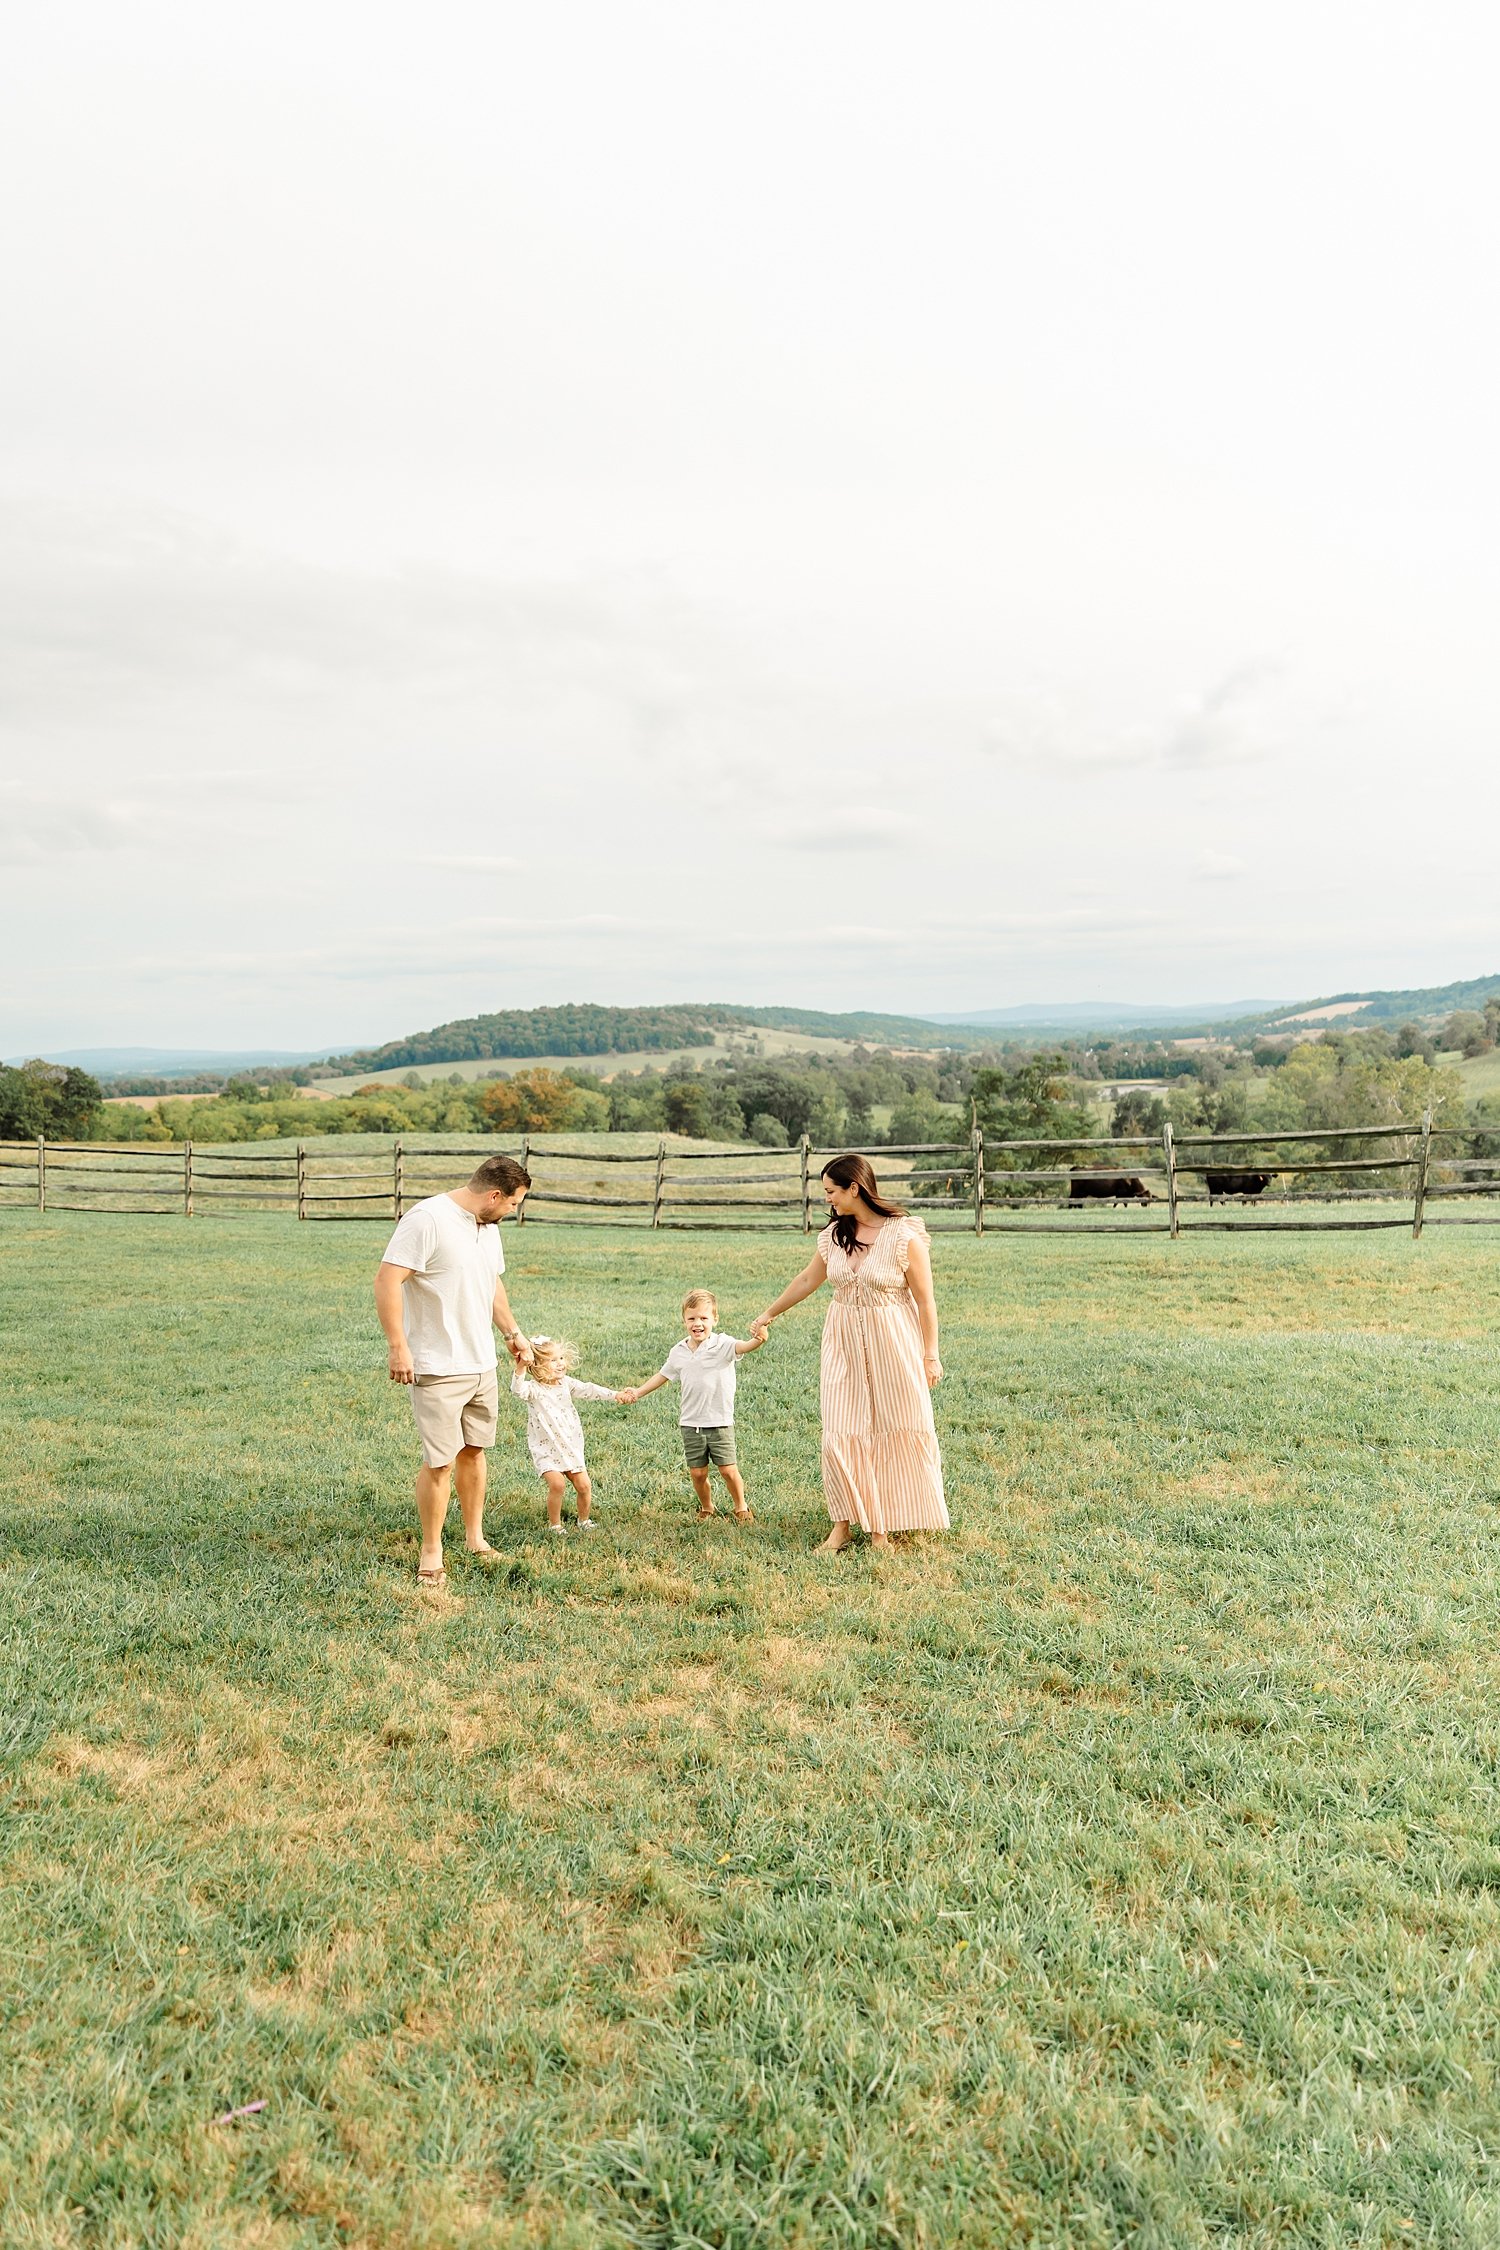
[2,1215,1499,2245]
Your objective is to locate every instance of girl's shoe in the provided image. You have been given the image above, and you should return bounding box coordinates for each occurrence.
[547,1522,568,1536]
[577,1518,598,1532]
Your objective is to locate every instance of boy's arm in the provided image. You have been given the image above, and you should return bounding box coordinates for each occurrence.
[620,1371,671,1405]
[733,1332,766,1357]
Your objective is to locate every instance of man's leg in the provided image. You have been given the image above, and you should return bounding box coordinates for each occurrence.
[416,1462,453,1578]
[454,1444,492,1553]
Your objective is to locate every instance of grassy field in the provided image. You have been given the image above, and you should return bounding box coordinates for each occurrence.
[308,1028,912,1097]
[3,1216,1500,2246]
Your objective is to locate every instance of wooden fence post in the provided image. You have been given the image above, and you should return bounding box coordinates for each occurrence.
[37,1134,45,1214]
[518,1135,530,1223]
[1162,1120,1178,1238]
[652,1137,667,1228]
[972,1124,985,1235]
[800,1135,811,1232]
[393,1139,404,1220]
[296,1141,307,1222]
[183,1139,194,1218]
[1412,1107,1432,1240]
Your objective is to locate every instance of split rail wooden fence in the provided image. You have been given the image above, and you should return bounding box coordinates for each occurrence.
[3,1114,1498,1236]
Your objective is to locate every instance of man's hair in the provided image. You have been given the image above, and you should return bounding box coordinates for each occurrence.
[682,1288,718,1315]
[469,1155,532,1195]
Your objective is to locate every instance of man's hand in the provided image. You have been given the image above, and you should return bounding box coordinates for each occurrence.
[388,1343,415,1385]
[506,1331,535,1367]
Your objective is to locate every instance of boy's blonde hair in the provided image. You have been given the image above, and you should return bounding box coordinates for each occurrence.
[529,1335,577,1382]
[681,1289,718,1316]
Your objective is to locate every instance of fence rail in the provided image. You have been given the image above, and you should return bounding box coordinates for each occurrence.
[3,1114,1498,1237]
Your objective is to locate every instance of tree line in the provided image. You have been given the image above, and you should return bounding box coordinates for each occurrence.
[8,1022,1492,1164]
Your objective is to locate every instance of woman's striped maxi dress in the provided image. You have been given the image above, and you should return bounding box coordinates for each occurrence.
[818,1215,949,1535]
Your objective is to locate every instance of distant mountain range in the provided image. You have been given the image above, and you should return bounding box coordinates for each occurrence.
[2,1046,341,1076]
[13,973,1500,1086]
[926,1000,1280,1031]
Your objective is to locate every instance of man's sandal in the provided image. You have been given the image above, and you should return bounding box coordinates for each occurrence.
[732,1506,754,1524]
[416,1566,447,1588]
[696,1502,717,1521]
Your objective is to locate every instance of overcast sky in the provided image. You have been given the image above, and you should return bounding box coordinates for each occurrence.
[3,2,1497,1053]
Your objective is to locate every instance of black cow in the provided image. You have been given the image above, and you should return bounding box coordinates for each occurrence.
[1205,1168,1274,1203]
[1068,1172,1150,1206]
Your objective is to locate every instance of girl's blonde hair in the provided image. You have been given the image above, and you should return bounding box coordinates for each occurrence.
[681,1289,718,1316]
[529,1335,577,1382]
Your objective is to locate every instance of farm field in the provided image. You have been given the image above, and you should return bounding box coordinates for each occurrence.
[308,1028,928,1097]
[1451,1050,1500,1102]
[2,1217,1499,2246]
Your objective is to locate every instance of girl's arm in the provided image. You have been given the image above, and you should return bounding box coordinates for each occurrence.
[509,1369,533,1399]
[568,1379,623,1403]
[903,1229,942,1385]
[752,1250,828,1337]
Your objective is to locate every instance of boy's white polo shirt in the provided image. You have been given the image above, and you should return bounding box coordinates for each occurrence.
[661,1332,740,1427]
[381,1193,503,1375]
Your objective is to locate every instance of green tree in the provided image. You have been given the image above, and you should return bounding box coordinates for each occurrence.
[0,1060,104,1141]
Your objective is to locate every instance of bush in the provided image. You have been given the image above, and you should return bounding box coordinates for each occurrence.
[748,1112,788,1148]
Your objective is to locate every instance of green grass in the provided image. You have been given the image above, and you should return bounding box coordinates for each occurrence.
[3,1215,1500,2246]
[1450,1050,1500,1102]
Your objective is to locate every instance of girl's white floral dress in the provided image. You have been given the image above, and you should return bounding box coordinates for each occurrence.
[510,1371,617,1474]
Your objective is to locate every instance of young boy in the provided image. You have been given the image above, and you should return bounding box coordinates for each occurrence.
[621,1289,765,1521]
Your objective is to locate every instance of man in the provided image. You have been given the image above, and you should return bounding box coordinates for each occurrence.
[375,1153,533,1586]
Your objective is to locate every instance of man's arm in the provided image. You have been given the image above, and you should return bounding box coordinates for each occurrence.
[375,1261,415,1384]
[492,1279,533,1365]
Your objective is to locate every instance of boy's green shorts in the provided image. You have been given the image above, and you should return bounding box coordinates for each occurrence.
[681,1425,737,1470]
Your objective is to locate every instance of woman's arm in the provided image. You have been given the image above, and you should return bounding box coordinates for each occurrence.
[903,1230,943,1386]
[752,1250,828,1336]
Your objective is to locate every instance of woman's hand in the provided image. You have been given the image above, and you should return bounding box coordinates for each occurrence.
[751,1314,773,1342]
[617,1388,637,1405]
[924,1352,943,1389]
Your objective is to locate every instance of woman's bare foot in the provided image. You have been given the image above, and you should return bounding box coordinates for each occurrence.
[870,1533,893,1552]
[816,1523,853,1554]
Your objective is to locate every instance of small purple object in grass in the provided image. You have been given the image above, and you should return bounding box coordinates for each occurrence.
[213,2100,267,2126]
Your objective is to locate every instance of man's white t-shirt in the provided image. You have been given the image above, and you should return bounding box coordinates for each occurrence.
[381,1194,503,1376]
[661,1333,741,1427]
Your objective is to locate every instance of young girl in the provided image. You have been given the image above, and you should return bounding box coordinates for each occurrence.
[510,1337,628,1532]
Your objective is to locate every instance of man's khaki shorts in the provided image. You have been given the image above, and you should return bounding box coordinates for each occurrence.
[410,1369,499,1467]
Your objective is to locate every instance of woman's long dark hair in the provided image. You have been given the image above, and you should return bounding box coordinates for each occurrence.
[821,1154,906,1256]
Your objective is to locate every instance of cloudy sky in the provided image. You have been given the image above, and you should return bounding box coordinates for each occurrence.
[3,2,1497,1053]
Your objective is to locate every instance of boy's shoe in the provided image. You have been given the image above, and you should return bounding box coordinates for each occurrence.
[576,1518,598,1532]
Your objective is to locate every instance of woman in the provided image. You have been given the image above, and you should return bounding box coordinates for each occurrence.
[753,1154,948,1551]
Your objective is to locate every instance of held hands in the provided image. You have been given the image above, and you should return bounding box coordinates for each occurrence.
[506,1331,535,1367]
[616,1389,637,1405]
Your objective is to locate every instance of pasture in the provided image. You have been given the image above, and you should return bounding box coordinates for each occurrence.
[2,1215,1499,2247]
